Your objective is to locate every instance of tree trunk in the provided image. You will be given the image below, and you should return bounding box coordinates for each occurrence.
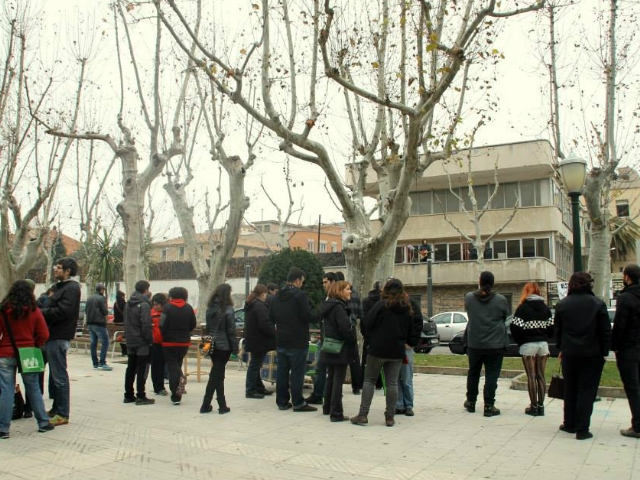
[588,225,611,303]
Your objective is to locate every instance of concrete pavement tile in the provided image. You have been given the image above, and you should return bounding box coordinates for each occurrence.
[282,452,372,476]
[11,463,75,479]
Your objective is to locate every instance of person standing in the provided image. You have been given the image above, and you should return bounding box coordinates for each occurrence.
[319,281,355,422]
[161,287,196,406]
[150,293,168,396]
[351,278,417,427]
[612,264,640,439]
[123,280,154,405]
[85,284,113,371]
[335,271,363,395]
[0,281,55,439]
[463,271,509,417]
[243,284,275,399]
[510,282,554,416]
[200,284,238,413]
[396,297,423,417]
[40,257,81,427]
[555,272,611,440]
[269,267,318,412]
[113,291,126,325]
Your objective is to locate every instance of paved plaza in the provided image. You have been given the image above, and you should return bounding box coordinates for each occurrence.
[1,352,639,480]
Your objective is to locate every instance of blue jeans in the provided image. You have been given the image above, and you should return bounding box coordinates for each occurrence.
[0,357,50,432]
[245,350,268,394]
[88,324,110,367]
[397,348,414,409]
[46,340,71,417]
[276,347,309,409]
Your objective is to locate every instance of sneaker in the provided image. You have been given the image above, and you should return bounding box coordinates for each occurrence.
[464,400,476,413]
[405,408,414,417]
[293,404,318,412]
[278,403,293,411]
[50,415,69,426]
[93,365,99,369]
[483,405,501,417]
[395,408,406,415]
[350,415,368,426]
[155,390,169,396]
[123,396,136,404]
[0,431,9,439]
[23,411,33,419]
[171,395,182,405]
[135,397,155,405]
[576,431,593,440]
[38,423,55,433]
[176,376,187,396]
[620,427,640,438]
[47,409,56,418]
[246,392,265,399]
[97,364,113,371]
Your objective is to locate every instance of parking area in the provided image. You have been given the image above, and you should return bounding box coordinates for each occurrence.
[1,352,638,479]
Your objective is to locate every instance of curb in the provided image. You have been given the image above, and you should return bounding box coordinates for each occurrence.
[509,372,627,398]
[414,365,522,379]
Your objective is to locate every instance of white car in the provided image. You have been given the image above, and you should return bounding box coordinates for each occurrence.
[431,311,468,342]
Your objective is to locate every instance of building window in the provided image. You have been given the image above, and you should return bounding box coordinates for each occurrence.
[331,242,338,252]
[263,224,271,232]
[307,239,315,252]
[161,249,167,261]
[617,200,630,217]
[319,241,327,253]
[178,246,185,260]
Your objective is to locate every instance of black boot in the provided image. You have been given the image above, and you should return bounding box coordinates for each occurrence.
[217,396,230,414]
[484,404,501,417]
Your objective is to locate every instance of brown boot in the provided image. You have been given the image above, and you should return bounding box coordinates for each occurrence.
[350,415,368,426]
[385,414,395,427]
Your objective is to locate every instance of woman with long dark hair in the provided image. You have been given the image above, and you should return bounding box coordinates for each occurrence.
[0,280,54,438]
[554,272,611,440]
[510,282,554,416]
[243,284,275,399]
[200,284,238,414]
[351,278,420,427]
[320,280,355,422]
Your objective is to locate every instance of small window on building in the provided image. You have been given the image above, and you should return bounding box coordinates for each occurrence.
[492,240,506,258]
[507,239,520,258]
[616,200,630,217]
[536,238,551,259]
[179,246,185,260]
[434,243,447,262]
[264,224,271,232]
[449,243,462,261]
[307,239,315,252]
[319,241,327,253]
[161,249,167,261]
[522,238,535,257]
[520,181,536,207]
[331,242,338,252]
[491,184,505,209]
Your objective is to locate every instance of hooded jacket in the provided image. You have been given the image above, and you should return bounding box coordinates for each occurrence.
[319,298,355,365]
[243,298,275,353]
[363,299,419,359]
[464,290,509,351]
[555,292,611,357]
[268,285,317,349]
[612,282,640,351]
[85,292,108,326]
[161,299,197,347]
[510,295,554,346]
[124,291,153,348]
[205,302,238,353]
[40,278,81,341]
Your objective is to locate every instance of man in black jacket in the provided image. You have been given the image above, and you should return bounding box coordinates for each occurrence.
[613,264,640,438]
[85,284,112,371]
[123,280,154,405]
[269,267,317,412]
[40,257,81,426]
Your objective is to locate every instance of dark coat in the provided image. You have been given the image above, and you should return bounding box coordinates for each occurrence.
[205,302,238,353]
[363,299,417,360]
[268,285,317,349]
[113,297,126,324]
[85,293,108,326]
[124,291,152,347]
[40,279,81,341]
[161,301,197,347]
[464,290,509,351]
[319,298,355,365]
[612,282,640,351]
[510,295,554,346]
[243,299,275,353]
[555,292,611,357]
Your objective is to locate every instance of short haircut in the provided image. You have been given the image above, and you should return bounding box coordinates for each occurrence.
[135,280,151,294]
[623,264,640,283]
[169,286,188,300]
[335,271,345,281]
[323,272,338,282]
[286,267,306,283]
[55,257,78,276]
[151,292,168,307]
[267,282,278,292]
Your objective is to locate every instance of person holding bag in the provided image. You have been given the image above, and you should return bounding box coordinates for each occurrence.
[200,283,238,414]
[0,280,55,439]
[319,280,355,422]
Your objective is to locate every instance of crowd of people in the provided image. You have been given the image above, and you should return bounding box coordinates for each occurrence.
[1,259,639,442]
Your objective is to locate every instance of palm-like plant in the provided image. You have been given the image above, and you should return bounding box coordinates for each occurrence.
[85,229,123,292]
[610,216,640,261]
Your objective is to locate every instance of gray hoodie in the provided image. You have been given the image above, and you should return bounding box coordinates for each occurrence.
[464,290,509,351]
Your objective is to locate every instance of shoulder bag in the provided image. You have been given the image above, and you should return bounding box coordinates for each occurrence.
[1,311,46,374]
[547,363,564,400]
[320,309,345,354]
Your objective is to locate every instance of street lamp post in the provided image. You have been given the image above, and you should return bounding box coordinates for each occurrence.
[558,153,588,272]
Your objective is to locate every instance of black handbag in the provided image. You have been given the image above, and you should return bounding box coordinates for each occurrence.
[548,365,564,400]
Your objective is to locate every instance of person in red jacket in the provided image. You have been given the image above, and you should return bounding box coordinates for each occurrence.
[150,293,168,396]
[0,280,55,439]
